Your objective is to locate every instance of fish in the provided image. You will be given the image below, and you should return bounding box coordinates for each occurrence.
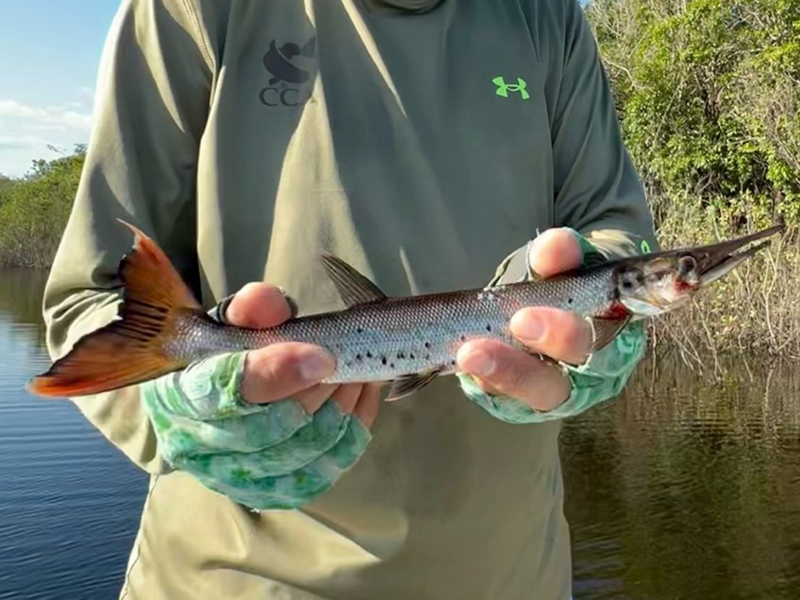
[27,221,784,402]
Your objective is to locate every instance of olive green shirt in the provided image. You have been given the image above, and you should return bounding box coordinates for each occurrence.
[43,0,656,598]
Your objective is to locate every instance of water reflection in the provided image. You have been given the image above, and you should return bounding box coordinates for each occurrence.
[0,268,48,345]
[1,269,799,599]
[563,357,800,600]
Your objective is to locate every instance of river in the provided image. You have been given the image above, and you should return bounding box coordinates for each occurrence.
[1,269,798,599]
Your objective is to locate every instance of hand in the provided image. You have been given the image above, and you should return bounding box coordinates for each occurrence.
[225,282,379,427]
[456,228,594,411]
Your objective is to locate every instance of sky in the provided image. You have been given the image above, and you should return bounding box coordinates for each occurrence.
[0,1,119,177]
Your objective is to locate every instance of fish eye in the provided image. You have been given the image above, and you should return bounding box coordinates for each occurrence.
[678,256,697,277]
[619,270,640,291]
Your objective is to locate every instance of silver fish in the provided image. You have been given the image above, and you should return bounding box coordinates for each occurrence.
[28,221,783,401]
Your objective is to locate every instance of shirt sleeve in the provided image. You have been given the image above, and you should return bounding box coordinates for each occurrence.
[545,0,658,259]
[41,0,214,473]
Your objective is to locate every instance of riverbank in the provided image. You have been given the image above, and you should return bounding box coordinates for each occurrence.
[644,200,799,364]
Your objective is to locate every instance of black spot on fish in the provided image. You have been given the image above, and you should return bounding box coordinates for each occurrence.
[460,335,466,342]
[381,356,387,365]
[397,352,405,359]
[424,341,431,349]
[409,353,415,359]
[355,354,362,361]
[486,324,492,332]
[390,362,395,369]
[425,354,431,360]
[567,298,573,305]
[366,351,373,359]
[356,327,363,334]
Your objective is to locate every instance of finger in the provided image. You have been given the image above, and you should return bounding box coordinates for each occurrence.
[226,283,292,328]
[354,383,382,429]
[528,228,583,278]
[510,307,593,365]
[456,339,571,411]
[294,384,338,415]
[331,384,362,415]
[241,343,336,404]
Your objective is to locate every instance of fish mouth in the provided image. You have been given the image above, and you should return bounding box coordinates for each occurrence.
[634,224,785,287]
[688,224,785,286]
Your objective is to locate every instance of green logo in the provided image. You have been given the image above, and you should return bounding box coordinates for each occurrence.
[640,239,651,254]
[492,76,530,100]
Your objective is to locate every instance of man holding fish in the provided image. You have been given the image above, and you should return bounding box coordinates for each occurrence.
[31,0,779,598]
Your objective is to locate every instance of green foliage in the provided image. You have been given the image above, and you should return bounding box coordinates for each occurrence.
[0,146,85,268]
[0,175,13,194]
[586,0,800,227]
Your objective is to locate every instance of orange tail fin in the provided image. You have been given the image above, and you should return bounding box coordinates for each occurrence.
[27,220,206,398]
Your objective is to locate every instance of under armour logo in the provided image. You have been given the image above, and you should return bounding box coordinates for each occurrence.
[492,76,530,100]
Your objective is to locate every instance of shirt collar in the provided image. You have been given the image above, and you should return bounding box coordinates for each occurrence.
[366,0,446,13]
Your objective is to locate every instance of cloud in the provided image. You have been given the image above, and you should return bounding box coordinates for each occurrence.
[0,99,93,132]
[0,100,41,118]
[0,95,93,176]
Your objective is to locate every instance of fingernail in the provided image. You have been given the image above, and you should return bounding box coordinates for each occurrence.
[526,239,540,273]
[514,314,545,342]
[299,353,334,382]
[266,286,287,297]
[462,349,496,377]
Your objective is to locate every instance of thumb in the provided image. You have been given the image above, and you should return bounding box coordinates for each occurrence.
[225,283,293,328]
[527,228,583,278]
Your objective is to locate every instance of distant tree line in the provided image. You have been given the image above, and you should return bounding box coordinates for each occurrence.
[0,144,86,268]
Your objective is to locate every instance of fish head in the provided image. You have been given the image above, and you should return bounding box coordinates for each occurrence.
[613,224,784,317]
[615,255,700,316]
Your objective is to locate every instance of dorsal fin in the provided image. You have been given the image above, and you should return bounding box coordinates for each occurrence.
[320,254,387,307]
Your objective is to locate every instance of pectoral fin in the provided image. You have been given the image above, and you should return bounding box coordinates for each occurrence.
[590,316,631,351]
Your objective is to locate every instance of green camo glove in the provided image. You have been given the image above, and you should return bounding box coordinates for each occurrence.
[458,229,647,424]
[141,352,371,510]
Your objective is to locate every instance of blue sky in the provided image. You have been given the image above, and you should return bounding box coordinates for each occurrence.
[0,1,119,177]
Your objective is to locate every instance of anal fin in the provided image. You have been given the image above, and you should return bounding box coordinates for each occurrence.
[385,367,445,402]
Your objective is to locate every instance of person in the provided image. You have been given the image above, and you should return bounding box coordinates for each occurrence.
[42,0,657,598]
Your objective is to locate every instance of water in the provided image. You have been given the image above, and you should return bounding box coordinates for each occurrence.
[0,270,147,600]
[0,269,799,599]
[562,358,800,599]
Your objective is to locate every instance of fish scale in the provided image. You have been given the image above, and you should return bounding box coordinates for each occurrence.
[172,266,619,384]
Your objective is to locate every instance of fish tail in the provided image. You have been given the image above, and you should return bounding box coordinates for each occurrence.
[28,220,207,398]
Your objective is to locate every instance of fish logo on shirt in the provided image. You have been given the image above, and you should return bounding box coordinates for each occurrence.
[260,37,316,107]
